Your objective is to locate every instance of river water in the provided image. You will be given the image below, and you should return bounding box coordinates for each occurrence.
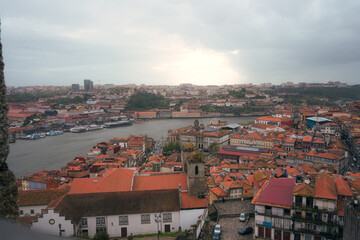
[7,117,255,177]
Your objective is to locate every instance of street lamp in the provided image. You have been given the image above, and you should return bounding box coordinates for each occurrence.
[154,214,162,240]
[58,223,65,237]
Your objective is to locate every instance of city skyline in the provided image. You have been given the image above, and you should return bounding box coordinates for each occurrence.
[1,0,360,87]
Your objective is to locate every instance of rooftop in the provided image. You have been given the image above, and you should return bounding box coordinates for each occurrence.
[252,178,296,208]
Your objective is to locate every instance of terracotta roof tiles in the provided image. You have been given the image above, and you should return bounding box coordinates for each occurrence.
[315,176,337,200]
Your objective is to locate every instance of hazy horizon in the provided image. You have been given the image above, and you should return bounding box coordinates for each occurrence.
[1,0,360,87]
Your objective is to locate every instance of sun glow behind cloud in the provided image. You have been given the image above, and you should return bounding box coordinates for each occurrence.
[152,42,242,85]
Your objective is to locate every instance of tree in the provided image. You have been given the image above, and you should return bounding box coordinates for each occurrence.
[125,90,170,111]
[93,231,110,240]
[208,142,220,153]
[168,142,175,151]
[174,142,181,152]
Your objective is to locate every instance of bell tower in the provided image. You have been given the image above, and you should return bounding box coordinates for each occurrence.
[186,151,205,197]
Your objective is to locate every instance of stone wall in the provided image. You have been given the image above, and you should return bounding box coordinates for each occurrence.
[0,40,19,220]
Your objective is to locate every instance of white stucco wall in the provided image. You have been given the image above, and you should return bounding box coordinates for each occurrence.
[180,209,206,231]
[85,212,180,238]
[19,205,47,217]
[31,209,74,237]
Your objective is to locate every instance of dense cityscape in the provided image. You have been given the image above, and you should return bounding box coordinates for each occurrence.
[4,79,360,240]
[1,1,360,240]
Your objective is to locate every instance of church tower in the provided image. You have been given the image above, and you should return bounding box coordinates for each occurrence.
[186,150,205,197]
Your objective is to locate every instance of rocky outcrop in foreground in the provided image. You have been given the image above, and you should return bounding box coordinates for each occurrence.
[0,39,19,220]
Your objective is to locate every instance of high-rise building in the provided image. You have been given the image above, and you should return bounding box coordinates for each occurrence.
[71,84,80,92]
[84,79,93,92]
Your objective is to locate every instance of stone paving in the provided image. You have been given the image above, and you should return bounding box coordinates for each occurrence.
[218,216,254,240]
[209,199,255,240]
[214,199,254,216]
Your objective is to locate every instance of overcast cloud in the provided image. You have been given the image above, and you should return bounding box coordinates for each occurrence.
[1,0,360,86]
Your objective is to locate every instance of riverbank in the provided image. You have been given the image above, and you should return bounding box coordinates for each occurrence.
[7,117,255,177]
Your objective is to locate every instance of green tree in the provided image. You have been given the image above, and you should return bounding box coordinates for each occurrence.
[168,142,175,151]
[93,231,110,240]
[174,142,181,152]
[22,114,37,126]
[208,142,220,153]
[126,90,169,111]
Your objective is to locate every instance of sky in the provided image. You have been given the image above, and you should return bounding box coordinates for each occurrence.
[1,0,360,87]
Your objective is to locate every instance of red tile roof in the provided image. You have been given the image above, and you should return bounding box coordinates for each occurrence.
[209,187,228,197]
[243,132,264,140]
[181,194,207,209]
[132,174,188,191]
[69,168,134,194]
[293,183,315,197]
[303,135,312,142]
[334,177,352,196]
[217,149,259,158]
[252,178,296,208]
[315,176,337,200]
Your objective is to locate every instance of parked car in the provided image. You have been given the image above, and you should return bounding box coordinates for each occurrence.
[238,226,253,235]
[214,224,221,235]
[212,234,221,240]
[239,213,246,222]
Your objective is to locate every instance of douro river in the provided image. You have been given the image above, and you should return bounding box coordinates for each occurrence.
[8,117,255,177]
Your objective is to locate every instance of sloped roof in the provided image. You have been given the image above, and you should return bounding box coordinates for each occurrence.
[133,174,188,191]
[243,132,264,140]
[209,187,228,197]
[19,188,70,206]
[69,168,134,194]
[54,189,180,223]
[181,194,207,209]
[303,135,312,142]
[293,183,315,197]
[315,176,337,200]
[334,177,352,196]
[221,181,241,189]
[252,178,296,208]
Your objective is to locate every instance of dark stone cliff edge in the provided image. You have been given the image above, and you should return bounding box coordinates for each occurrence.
[0,41,19,220]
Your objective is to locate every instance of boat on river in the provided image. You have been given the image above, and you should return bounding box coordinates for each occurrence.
[70,126,87,133]
[103,120,132,128]
[26,133,46,140]
[46,130,64,136]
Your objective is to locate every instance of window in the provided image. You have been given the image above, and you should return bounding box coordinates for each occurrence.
[195,166,198,175]
[284,219,290,229]
[163,213,172,223]
[119,216,128,225]
[274,217,281,227]
[96,227,106,233]
[81,218,88,228]
[96,217,106,226]
[284,209,290,216]
[306,197,313,208]
[265,206,271,215]
[141,214,150,224]
[30,209,34,214]
[295,196,302,207]
[19,210,23,215]
[305,223,313,230]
